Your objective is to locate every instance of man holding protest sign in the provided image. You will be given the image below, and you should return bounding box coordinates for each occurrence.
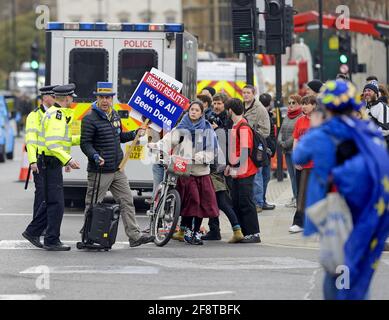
[80,82,154,248]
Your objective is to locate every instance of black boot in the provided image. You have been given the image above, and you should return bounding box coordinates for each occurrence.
[201,230,221,241]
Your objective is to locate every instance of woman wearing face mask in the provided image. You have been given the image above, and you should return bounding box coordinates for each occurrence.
[289,95,317,234]
[149,101,219,245]
[278,94,303,208]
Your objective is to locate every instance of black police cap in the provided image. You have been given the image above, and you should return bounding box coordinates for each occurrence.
[39,85,57,96]
[53,83,77,97]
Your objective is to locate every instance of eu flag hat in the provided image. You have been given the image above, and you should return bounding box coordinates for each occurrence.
[93,82,116,96]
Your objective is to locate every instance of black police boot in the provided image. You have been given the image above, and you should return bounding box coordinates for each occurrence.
[201,230,221,241]
[22,231,43,248]
[43,242,71,251]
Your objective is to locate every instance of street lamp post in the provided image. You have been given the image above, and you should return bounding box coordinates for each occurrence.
[97,0,103,22]
[318,0,324,81]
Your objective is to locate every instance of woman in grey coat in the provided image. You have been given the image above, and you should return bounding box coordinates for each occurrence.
[277,94,303,207]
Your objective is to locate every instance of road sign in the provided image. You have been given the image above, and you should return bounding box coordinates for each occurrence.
[128,72,189,131]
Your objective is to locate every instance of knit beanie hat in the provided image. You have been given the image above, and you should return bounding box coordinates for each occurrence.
[363,80,379,96]
[307,79,323,93]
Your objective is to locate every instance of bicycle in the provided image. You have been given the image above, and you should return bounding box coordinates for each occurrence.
[147,148,191,247]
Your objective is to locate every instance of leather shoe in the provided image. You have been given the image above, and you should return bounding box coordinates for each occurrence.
[130,235,155,247]
[201,231,221,241]
[262,202,276,210]
[22,231,43,248]
[43,242,71,251]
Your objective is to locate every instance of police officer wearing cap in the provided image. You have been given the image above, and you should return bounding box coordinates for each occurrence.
[25,85,56,220]
[23,83,81,251]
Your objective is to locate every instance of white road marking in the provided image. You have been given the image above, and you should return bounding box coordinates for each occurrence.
[138,257,320,270]
[0,213,84,217]
[0,213,149,218]
[0,240,154,250]
[159,291,234,300]
[20,265,159,274]
[260,243,319,251]
[303,268,321,300]
[0,294,45,300]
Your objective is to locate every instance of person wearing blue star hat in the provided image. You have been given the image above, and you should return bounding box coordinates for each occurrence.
[293,79,389,300]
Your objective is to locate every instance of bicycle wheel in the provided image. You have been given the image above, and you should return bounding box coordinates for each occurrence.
[153,189,181,247]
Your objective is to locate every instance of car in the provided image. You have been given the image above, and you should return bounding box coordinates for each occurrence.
[0,95,15,162]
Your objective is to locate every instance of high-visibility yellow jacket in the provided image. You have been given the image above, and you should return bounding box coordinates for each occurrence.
[38,103,80,165]
[25,105,46,164]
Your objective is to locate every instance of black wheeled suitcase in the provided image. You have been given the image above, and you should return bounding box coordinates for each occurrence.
[76,171,120,251]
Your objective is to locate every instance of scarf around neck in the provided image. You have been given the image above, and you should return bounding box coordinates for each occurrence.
[176,113,218,153]
[287,106,303,119]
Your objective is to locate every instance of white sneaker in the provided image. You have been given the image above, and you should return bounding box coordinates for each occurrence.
[289,225,303,233]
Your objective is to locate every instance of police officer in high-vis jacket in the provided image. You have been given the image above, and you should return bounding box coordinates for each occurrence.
[25,85,56,220]
[23,84,81,251]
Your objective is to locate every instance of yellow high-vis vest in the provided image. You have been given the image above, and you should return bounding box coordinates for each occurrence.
[25,106,46,164]
[38,103,80,165]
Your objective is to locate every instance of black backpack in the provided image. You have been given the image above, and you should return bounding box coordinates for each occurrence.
[266,114,277,157]
[237,122,269,168]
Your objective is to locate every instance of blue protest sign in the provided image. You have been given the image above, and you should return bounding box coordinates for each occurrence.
[128,72,189,130]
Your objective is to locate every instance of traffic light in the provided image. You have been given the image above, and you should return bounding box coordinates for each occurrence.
[264,0,285,54]
[231,0,258,53]
[283,4,294,48]
[30,41,39,70]
[338,33,351,66]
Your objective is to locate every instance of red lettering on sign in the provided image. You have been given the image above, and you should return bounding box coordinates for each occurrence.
[74,39,103,48]
[123,40,152,48]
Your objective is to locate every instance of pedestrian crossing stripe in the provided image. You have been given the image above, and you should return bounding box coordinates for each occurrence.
[137,257,320,270]
[0,240,155,250]
[20,266,159,274]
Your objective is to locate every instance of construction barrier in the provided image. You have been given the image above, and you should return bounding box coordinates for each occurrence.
[270,153,287,171]
[18,144,30,182]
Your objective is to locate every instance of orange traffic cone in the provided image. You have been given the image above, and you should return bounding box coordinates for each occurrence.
[18,144,31,182]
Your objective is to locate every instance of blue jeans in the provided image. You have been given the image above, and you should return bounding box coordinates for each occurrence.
[285,153,297,199]
[253,168,263,207]
[253,165,271,207]
[152,164,165,198]
[262,164,271,203]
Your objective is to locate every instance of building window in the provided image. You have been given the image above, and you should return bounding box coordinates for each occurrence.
[139,10,154,23]
[69,15,82,22]
[117,11,130,23]
[164,10,177,23]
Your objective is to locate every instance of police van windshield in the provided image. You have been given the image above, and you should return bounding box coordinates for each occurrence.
[118,49,158,103]
[69,48,109,102]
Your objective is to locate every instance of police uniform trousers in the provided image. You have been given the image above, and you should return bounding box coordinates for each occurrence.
[32,171,44,220]
[26,156,65,245]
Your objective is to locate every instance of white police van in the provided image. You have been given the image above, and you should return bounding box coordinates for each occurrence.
[45,22,198,206]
